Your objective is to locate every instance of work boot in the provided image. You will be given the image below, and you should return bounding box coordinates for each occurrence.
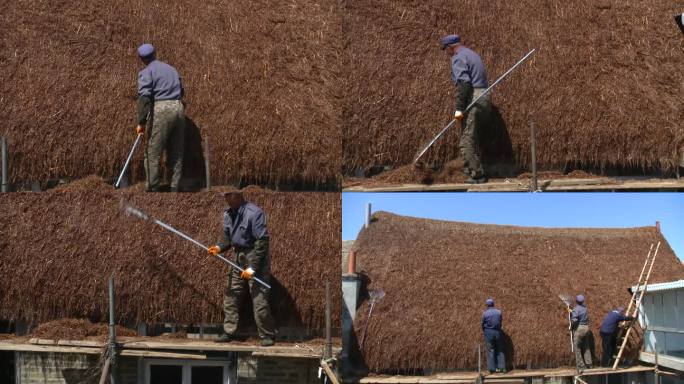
[496,368,506,373]
[465,176,488,184]
[260,337,275,347]
[214,333,236,343]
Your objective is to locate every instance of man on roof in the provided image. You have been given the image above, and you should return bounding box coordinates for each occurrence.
[208,190,277,346]
[567,294,593,370]
[482,298,506,373]
[440,34,491,184]
[599,307,635,367]
[135,43,186,192]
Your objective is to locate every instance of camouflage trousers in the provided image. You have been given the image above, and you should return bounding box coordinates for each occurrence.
[223,250,276,338]
[144,100,185,191]
[459,88,491,179]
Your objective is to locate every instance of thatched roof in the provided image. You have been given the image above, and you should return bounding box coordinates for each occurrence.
[0,0,341,189]
[342,1,684,176]
[0,178,340,337]
[353,212,684,373]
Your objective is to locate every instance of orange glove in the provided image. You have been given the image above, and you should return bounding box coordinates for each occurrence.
[454,111,464,121]
[207,245,220,256]
[136,124,145,134]
[240,267,255,280]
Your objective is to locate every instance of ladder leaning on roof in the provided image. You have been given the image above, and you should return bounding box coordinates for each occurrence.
[612,241,660,370]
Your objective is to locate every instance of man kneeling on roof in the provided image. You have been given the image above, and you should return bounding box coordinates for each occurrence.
[599,307,635,367]
[208,190,277,346]
[482,298,506,373]
[567,294,593,370]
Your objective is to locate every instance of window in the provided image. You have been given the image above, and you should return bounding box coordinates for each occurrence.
[144,359,234,384]
[150,365,183,384]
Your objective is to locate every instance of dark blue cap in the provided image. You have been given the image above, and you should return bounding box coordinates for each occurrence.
[137,43,155,58]
[440,34,461,49]
[486,298,494,307]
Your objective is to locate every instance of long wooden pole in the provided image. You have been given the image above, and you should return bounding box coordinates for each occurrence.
[108,274,117,384]
[325,281,332,359]
[530,122,538,192]
[97,358,111,384]
[1,136,8,193]
[321,360,340,384]
[204,134,211,190]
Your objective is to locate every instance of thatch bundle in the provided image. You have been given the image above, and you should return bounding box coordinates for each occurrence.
[0,178,341,337]
[342,0,684,176]
[0,0,341,189]
[353,212,684,373]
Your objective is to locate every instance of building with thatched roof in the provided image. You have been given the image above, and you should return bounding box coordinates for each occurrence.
[345,212,684,381]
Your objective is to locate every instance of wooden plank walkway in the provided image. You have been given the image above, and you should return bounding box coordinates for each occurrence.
[359,365,655,383]
[0,336,338,359]
[344,177,684,192]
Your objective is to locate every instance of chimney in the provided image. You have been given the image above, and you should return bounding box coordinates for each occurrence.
[656,221,661,232]
[347,249,356,274]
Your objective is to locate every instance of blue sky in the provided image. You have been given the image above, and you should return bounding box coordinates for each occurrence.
[342,193,684,260]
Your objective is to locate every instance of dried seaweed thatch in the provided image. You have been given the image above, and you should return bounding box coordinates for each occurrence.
[0,0,341,189]
[342,0,684,176]
[31,318,136,342]
[0,178,341,337]
[353,212,684,373]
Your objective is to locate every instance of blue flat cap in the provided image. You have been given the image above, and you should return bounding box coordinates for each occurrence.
[440,34,461,49]
[486,298,494,307]
[137,43,155,58]
[576,294,585,303]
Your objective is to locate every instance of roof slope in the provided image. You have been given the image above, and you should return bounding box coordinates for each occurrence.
[342,0,684,175]
[0,179,340,336]
[353,212,684,373]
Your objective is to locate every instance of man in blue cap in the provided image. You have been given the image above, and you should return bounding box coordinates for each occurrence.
[207,190,276,346]
[482,298,506,373]
[567,294,593,370]
[136,43,185,192]
[440,34,491,184]
[599,307,635,367]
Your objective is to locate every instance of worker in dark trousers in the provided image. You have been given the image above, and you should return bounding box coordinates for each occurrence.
[599,307,635,367]
[136,43,185,192]
[208,190,276,346]
[568,294,593,370]
[482,298,506,373]
[441,34,491,184]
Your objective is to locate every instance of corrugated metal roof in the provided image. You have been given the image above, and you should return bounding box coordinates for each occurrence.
[631,279,684,293]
